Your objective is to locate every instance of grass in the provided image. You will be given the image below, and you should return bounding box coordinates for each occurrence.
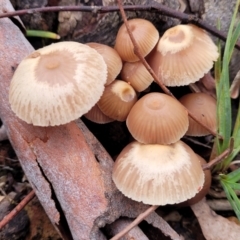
[213,0,240,219]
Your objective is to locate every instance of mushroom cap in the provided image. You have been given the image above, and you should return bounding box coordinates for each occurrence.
[97,80,138,121]
[121,61,154,92]
[84,104,114,124]
[187,155,212,205]
[9,41,107,126]
[114,18,159,62]
[86,42,122,85]
[112,140,205,205]
[126,92,189,144]
[179,92,217,136]
[148,24,219,86]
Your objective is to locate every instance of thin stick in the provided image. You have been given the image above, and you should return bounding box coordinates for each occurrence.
[110,205,158,240]
[0,4,239,50]
[117,0,220,138]
[0,190,35,230]
[202,138,234,170]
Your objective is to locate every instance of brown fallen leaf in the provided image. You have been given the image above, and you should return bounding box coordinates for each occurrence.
[105,218,149,240]
[191,197,240,240]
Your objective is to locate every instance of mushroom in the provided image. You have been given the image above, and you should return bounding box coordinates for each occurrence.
[86,42,122,85]
[187,155,212,205]
[114,18,159,62]
[121,61,154,92]
[9,41,107,127]
[179,92,217,136]
[112,140,205,205]
[84,104,114,124]
[126,92,189,144]
[97,80,138,121]
[148,24,219,86]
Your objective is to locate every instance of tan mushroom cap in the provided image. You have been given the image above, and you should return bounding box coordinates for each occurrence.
[112,140,205,205]
[84,104,114,124]
[97,80,138,121]
[9,41,107,126]
[114,18,159,62]
[148,24,219,86]
[126,92,189,144]
[87,42,122,85]
[187,155,212,205]
[121,61,154,92]
[179,92,217,136]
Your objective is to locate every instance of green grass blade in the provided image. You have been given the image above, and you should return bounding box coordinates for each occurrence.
[221,180,240,219]
[229,21,240,63]
[222,167,240,183]
[227,182,240,190]
[215,0,240,171]
[26,30,60,39]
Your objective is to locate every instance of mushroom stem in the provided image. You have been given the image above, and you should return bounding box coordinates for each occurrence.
[117,0,220,139]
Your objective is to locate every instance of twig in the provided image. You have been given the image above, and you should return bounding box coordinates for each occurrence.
[0,4,239,50]
[0,190,35,230]
[183,136,212,149]
[116,0,220,138]
[110,205,159,240]
[202,138,234,170]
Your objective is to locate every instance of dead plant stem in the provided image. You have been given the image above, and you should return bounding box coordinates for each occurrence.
[0,4,239,50]
[110,205,159,240]
[0,190,35,230]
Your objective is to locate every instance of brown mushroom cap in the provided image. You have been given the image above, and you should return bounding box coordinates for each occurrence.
[112,140,205,205]
[97,80,138,121]
[84,104,114,124]
[126,92,189,144]
[179,92,217,136]
[114,18,159,62]
[187,155,212,205]
[86,42,122,85]
[121,61,154,92]
[9,41,107,126]
[148,24,219,86]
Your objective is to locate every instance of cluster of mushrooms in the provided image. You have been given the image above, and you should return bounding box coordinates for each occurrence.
[9,18,218,206]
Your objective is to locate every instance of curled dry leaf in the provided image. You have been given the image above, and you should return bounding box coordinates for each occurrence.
[191,198,240,240]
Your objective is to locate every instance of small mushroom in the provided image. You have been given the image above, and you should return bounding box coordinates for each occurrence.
[114,18,159,62]
[97,80,138,121]
[84,104,114,124]
[121,61,154,92]
[112,140,205,205]
[86,42,122,85]
[187,155,212,205]
[148,24,219,86]
[179,92,217,136]
[126,92,189,144]
[9,41,107,126]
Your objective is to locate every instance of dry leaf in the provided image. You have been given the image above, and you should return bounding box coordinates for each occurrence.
[191,198,240,240]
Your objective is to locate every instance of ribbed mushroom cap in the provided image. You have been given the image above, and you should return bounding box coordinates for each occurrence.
[87,42,122,85]
[114,18,159,62]
[148,24,219,86]
[187,155,212,205]
[97,80,138,121]
[9,41,107,126]
[179,92,217,136]
[126,92,189,144]
[84,104,114,124]
[121,61,154,92]
[112,140,205,205]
